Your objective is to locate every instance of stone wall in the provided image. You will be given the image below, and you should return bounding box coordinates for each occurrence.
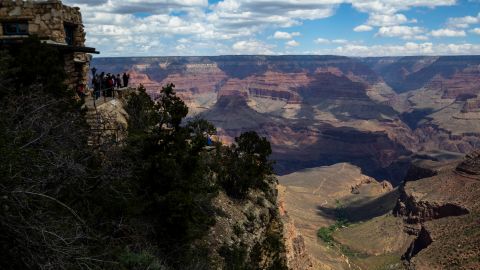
[0,0,93,91]
[0,0,85,46]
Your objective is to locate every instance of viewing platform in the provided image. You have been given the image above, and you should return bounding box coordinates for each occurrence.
[83,87,135,109]
[82,87,135,146]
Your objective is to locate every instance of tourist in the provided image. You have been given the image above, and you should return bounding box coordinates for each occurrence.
[100,72,105,93]
[93,75,101,99]
[123,72,130,87]
[116,74,122,89]
[76,84,86,99]
[107,74,114,97]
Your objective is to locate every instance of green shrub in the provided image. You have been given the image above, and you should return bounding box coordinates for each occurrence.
[317,226,335,244]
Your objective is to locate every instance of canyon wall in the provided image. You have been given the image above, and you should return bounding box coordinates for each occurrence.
[92,55,480,184]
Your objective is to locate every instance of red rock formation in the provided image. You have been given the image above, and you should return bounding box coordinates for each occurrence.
[441,67,480,99]
[393,154,480,269]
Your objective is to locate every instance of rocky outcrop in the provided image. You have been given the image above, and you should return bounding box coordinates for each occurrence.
[278,185,315,270]
[403,163,438,182]
[394,197,469,224]
[456,150,480,177]
[393,151,480,269]
[206,180,288,269]
[402,226,432,261]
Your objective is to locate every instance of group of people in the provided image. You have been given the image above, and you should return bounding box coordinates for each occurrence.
[91,67,130,99]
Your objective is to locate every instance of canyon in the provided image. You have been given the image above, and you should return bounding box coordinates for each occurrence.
[92,55,480,269]
[93,55,480,184]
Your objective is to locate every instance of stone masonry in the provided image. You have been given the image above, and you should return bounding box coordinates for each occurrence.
[0,0,97,91]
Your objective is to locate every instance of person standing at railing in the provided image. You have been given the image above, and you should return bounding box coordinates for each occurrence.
[123,72,130,87]
[93,75,101,100]
[100,72,106,96]
[106,74,114,97]
[116,74,122,89]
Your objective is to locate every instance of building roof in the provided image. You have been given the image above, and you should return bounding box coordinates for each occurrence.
[0,37,99,54]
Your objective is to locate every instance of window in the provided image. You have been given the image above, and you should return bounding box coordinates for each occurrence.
[64,24,75,46]
[2,22,28,35]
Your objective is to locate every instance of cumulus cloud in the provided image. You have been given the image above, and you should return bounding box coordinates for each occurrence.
[314,38,351,44]
[62,0,468,56]
[349,0,455,29]
[209,0,338,30]
[430,28,466,37]
[367,13,409,27]
[332,39,348,44]
[471,28,480,34]
[353,25,373,32]
[447,13,480,28]
[315,38,331,44]
[273,31,300,40]
[65,0,208,14]
[377,26,426,40]
[286,40,300,47]
[232,40,275,54]
[321,42,480,56]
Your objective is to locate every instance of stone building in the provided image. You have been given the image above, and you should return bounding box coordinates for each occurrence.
[0,0,98,91]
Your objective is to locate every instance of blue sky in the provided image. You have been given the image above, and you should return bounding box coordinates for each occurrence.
[64,0,480,56]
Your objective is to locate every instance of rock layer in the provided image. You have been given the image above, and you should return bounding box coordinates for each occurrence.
[92,55,480,182]
[393,152,480,269]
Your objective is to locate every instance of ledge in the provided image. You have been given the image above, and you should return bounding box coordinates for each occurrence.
[0,36,99,54]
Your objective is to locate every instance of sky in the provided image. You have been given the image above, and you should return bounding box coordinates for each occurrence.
[61,0,480,57]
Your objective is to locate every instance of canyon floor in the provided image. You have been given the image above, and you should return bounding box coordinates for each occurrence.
[278,163,409,270]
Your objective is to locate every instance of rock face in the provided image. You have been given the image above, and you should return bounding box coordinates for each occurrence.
[206,179,288,269]
[393,152,480,269]
[278,185,315,270]
[456,150,480,177]
[92,55,480,184]
[369,56,480,156]
[92,56,414,184]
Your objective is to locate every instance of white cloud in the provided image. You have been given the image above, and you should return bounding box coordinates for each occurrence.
[273,31,300,40]
[319,42,480,56]
[349,0,456,28]
[286,40,300,47]
[65,0,208,14]
[430,28,466,37]
[210,0,339,30]
[315,38,331,44]
[314,38,351,44]
[332,39,348,44]
[377,25,426,39]
[350,0,456,14]
[62,0,466,56]
[447,13,480,28]
[353,25,373,32]
[471,28,480,35]
[232,40,275,54]
[367,13,409,26]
